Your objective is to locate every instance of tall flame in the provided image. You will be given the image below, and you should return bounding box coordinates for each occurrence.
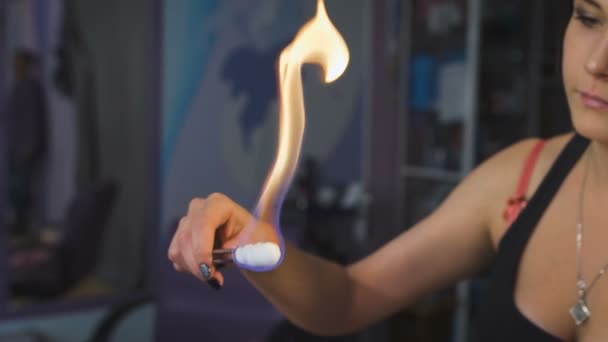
[254,0,350,225]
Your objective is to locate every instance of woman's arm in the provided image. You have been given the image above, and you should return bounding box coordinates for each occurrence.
[169,138,540,336]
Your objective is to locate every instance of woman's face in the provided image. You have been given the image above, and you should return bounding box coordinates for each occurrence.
[563,0,608,142]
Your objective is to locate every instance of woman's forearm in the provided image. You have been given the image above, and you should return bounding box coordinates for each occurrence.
[242,242,359,336]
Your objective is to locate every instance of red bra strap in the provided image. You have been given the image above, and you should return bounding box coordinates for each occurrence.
[514,139,546,199]
[503,139,546,224]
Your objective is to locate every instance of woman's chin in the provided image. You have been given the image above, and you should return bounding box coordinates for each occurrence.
[572,113,608,144]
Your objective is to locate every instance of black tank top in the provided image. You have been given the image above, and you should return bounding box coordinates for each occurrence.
[475,134,590,341]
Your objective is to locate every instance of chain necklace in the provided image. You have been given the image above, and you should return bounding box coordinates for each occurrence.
[569,151,608,326]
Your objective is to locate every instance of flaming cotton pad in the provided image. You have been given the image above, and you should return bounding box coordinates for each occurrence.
[234,242,282,268]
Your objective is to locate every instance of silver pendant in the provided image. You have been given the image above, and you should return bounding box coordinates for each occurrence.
[570,299,591,326]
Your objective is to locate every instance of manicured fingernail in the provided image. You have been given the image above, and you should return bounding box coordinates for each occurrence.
[207,278,222,291]
[199,263,212,279]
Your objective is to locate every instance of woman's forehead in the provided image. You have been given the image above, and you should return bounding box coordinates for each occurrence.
[577,0,606,9]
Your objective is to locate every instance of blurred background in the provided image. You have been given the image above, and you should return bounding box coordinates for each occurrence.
[0,0,573,341]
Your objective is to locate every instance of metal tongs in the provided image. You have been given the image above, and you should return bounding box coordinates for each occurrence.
[212,248,235,267]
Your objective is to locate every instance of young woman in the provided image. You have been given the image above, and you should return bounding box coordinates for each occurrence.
[168,1,608,340]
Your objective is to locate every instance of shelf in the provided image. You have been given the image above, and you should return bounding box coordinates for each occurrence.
[401,166,462,183]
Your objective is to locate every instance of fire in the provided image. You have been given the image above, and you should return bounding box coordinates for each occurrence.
[256,0,349,224]
[237,0,350,269]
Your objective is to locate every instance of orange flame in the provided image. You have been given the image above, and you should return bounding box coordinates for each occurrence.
[254,0,350,225]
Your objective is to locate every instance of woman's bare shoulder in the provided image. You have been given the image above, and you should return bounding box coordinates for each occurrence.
[471,137,545,193]
[483,132,574,244]
[480,132,573,193]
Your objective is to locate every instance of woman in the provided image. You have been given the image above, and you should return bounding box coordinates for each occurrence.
[168,0,608,340]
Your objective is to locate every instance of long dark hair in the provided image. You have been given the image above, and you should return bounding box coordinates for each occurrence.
[559,0,574,51]
[564,0,573,27]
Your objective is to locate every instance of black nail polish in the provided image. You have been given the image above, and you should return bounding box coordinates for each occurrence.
[199,264,212,279]
[207,278,222,291]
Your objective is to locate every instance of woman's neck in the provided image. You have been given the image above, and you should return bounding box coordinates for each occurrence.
[587,140,608,190]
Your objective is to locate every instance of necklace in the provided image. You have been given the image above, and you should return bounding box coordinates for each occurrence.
[569,151,608,326]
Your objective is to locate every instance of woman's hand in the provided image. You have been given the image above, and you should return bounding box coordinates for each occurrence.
[167,193,277,289]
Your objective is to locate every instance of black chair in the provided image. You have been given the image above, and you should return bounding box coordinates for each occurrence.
[9,181,119,299]
[85,294,154,342]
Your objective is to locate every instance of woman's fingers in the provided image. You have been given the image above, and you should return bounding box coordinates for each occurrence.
[208,271,225,290]
[167,194,241,290]
[189,194,233,279]
[168,216,190,272]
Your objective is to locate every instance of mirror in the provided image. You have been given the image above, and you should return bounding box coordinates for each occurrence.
[0,0,157,310]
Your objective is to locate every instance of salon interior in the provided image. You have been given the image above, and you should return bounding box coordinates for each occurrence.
[0,0,574,341]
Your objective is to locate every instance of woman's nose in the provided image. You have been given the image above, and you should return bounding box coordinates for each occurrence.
[586,36,608,79]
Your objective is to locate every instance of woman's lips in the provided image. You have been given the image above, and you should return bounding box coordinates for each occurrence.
[580,91,608,111]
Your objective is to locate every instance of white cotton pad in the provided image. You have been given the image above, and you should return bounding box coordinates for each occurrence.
[235,242,282,267]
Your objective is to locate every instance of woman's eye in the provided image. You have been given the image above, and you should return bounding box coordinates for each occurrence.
[575,8,601,28]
